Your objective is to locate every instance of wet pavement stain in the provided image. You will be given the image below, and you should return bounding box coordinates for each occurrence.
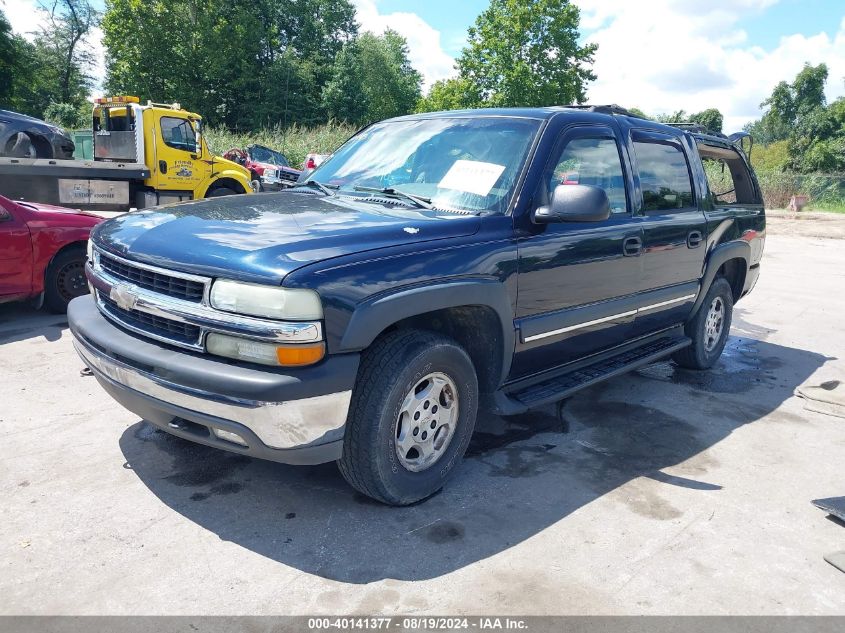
[189,482,243,501]
[478,444,568,479]
[423,521,465,544]
[635,337,780,394]
[467,410,566,457]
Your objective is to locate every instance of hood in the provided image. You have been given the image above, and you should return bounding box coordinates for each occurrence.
[15,200,102,227]
[92,191,481,284]
[213,154,249,175]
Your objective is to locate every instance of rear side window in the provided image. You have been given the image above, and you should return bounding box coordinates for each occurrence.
[549,137,628,214]
[697,142,761,205]
[633,140,695,211]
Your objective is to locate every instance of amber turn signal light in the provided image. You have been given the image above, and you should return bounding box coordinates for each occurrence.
[275,342,326,367]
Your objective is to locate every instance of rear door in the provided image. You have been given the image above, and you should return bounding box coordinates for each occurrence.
[629,130,706,335]
[512,123,643,379]
[0,198,33,298]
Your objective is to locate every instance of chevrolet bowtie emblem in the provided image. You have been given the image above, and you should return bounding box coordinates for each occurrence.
[110,283,138,311]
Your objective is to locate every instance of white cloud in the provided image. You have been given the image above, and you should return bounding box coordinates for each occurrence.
[574,0,845,131]
[352,0,455,90]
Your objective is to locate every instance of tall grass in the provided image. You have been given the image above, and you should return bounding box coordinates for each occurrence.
[204,122,357,170]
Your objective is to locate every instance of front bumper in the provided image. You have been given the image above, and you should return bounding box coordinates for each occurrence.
[68,296,359,465]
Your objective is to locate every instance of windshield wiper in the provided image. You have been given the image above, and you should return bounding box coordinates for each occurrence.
[353,186,433,210]
[291,180,338,196]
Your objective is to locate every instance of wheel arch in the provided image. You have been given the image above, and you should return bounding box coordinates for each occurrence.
[202,173,250,198]
[339,280,515,390]
[692,240,750,315]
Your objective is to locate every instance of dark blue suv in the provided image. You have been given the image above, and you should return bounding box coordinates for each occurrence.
[69,105,765,505]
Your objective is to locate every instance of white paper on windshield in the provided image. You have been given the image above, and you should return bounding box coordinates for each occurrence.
[438,159,506,196]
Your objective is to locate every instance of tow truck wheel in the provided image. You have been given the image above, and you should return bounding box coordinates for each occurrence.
[673,276,734,370]
[338,329,479,506]
[44,248,89,314]
[208,187,237,198]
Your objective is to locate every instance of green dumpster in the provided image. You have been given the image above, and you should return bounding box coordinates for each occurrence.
[71,130,93,160]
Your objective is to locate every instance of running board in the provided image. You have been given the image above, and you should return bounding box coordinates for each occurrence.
[508,336,691,409]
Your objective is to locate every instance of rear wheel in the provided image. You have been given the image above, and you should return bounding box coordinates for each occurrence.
[338,329,479,506]
[673,276,734,370]
[44,248,88,313]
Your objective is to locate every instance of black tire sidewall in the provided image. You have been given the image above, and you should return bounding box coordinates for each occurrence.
[208,187,237,198]
[371,340,478,504]
[44,249,87,313]
[688,277,733,368]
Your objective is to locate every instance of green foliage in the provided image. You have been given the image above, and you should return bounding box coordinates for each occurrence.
[749,139,790,173]
[689,108,723,133]
[0,2,96,118]
[324,30,422,124]
[418,0,596,111]
[43,101,84,127]
[102,0,359,129]
[204,121,356,169]
[416,77,480,113]
[0,10,18,106]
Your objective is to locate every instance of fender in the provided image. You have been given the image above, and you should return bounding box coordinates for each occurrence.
[691,240,750,315]
[199,168,252,198]
[339,279,516,384]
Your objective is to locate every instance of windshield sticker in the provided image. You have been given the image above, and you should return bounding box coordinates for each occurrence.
[438,160,506,197]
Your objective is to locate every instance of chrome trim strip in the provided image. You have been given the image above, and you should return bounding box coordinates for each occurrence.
[87,263,323,345]
[638,293,697,313]
[523,291,698,343]
[74,338,351,450]
[524,309,638,342]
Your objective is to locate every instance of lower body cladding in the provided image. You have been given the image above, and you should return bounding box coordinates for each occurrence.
[68,296,359,465]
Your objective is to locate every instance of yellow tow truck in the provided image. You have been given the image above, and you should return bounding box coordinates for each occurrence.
[0,96,253,211]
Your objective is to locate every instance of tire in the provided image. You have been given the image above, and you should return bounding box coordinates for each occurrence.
[207,186,237,197]
[673,276,734,370]
[338,329,479,506]
[44,248,88,314]
[5,132,36,158]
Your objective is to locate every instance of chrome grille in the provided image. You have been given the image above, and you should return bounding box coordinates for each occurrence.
[280,171,298,183]
[100,294,202,347]
[99,252,205,302]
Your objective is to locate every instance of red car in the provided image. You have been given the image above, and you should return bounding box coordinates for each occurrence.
[0,195,101,313]
[222,144,302,191]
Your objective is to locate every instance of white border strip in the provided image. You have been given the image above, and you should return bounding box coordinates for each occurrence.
[523,293,697,343]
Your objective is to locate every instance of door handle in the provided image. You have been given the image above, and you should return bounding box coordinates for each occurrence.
[687,230,703,248]
[158,160,167,174]
[623,236,642,257]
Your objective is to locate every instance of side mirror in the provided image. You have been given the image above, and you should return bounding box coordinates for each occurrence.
[534,184,611,223]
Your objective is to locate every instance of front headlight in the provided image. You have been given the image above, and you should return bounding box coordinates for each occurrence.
[210,280,322,320]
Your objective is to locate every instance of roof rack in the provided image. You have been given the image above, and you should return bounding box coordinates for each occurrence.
[664,122,728,139]
[563,104,644,118]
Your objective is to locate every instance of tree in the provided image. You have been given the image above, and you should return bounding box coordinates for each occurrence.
[416,77,480,113]
[102,0,359,128]
[0,9,18,106]
[324,30,421,124]
[689,108,723,133]
[453,0,596,108]
[38,0,99,106]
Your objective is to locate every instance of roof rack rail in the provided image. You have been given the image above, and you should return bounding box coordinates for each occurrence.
[664,122,728,139]
[563,104,643,118]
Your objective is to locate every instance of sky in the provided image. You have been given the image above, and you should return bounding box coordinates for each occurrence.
[4,0,845,131]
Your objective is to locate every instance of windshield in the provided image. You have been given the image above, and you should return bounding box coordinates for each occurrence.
[311,117,541,214]
[249,146,289,167]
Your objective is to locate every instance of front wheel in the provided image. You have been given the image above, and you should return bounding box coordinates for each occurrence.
[338,330,479,506]
[673,276,734,370]
[207,186,237,197]
[44,248,89,313]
